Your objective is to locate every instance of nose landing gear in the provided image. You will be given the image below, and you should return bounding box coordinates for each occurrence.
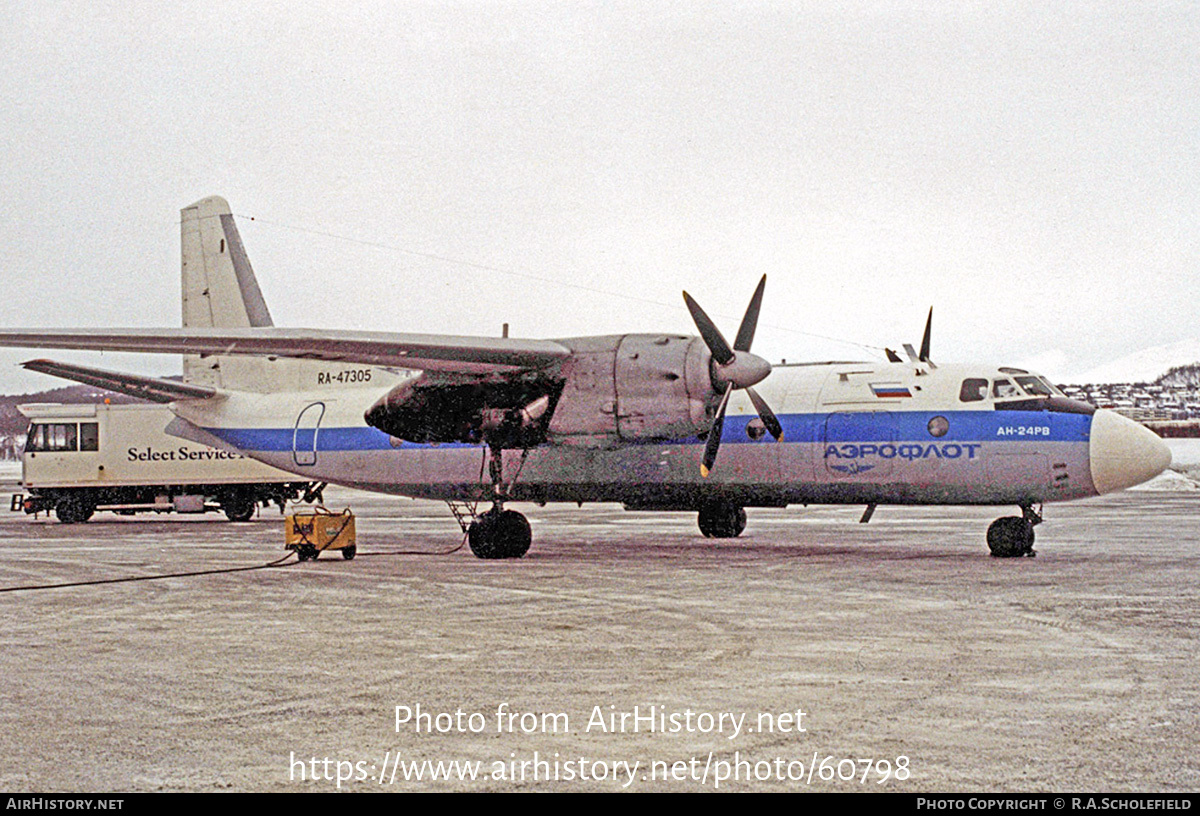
[697,500,747,539]
[987,504,1040,558]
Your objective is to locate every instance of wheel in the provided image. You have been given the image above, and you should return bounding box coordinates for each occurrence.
[295,544,319,562]
[341,544,357,560]
[55,497,95,524]
[987,516,1034,558]
[697,502,746,539]
[468,509,532,559]
[494,510,531,558]
[222,497,256,522]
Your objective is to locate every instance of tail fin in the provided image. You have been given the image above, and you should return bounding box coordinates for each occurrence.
[181,196,273,330]
[180,196,276,389]
[179,196,390,394]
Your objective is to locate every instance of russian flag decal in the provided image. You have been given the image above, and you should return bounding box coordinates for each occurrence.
[870,383,912,398]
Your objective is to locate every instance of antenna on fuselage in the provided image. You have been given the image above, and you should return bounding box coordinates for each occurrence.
[919,307,932,364]
[889,307,936,368]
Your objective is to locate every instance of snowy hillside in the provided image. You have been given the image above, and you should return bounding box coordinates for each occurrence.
[1068,338,1200,385]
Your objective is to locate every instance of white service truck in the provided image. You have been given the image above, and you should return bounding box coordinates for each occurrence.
[11,403,323,523]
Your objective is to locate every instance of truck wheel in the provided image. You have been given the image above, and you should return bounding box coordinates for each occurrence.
[223,498,256,522]
[55,497,95,524]
[341,544,357,560]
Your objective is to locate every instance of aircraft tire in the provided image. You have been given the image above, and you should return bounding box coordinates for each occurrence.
[987,516,1034,558]
[697,502,747,539]
[55,496,95,524]
[469,509,531,559]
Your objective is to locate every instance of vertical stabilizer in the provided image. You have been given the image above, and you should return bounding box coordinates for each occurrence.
[181,197,274,389]
[182,196,273,330]
[179,196,398,394]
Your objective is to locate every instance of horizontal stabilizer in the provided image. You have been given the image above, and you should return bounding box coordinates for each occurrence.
[1,329,572,375]
[20,359,220,403]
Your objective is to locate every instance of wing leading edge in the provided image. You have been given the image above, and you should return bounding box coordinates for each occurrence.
[0,328,572,375]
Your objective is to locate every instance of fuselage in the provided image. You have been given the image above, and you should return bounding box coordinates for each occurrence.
[170,349,1171,510]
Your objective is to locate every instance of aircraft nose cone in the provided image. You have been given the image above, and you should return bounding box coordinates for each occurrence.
[1089,409,1172,494]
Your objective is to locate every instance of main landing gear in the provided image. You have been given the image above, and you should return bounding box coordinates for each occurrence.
[697,500,747,539]
[468,507,532,559]
[987,504,1040,558]
[463,444,532,560]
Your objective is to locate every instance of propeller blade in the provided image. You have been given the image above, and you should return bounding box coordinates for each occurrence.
[919,307,932,362]
[746,387,783,441]
[683,292,735,365]
[733,274,767,352]
[700,384,733,477]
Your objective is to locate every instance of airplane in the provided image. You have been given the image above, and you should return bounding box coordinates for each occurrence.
[0,196,1172,559]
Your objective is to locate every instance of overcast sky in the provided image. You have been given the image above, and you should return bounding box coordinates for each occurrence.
[0,1,1196,393]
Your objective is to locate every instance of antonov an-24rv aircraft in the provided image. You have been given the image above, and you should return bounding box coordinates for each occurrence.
[0,197,1171,559]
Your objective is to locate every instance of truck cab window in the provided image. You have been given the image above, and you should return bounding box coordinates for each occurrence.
[26,423,79,452]
[959,378,989,402]
[25,424,43,452]
[80,422,99,452]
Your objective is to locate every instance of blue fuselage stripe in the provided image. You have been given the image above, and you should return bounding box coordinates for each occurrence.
[207,410,1092,453]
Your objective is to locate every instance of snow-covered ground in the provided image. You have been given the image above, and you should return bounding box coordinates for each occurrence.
[1133,438,1200,491]
[0,460,20,484]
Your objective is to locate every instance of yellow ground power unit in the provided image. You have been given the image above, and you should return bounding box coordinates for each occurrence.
[285,507,357,561]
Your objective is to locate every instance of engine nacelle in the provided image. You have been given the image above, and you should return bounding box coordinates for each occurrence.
[365,335,718,448]
[547,334,714,444]
[365,372,563,448]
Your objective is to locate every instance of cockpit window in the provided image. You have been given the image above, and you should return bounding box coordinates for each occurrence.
[959,378,989,402]
[1014,376,1054,397]
[1039,376,1064,396]
[992,378,1022,399]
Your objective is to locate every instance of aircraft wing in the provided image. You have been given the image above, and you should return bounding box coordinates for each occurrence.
[20,359,220,403]
[0,328,572,375]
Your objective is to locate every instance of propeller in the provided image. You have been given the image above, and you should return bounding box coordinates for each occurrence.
[682,274,782,477]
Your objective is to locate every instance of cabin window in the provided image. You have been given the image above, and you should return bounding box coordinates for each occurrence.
[25,422,79,452]
[959,378,988,402]
[992,378,1022,399]
[79,422,99,452]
